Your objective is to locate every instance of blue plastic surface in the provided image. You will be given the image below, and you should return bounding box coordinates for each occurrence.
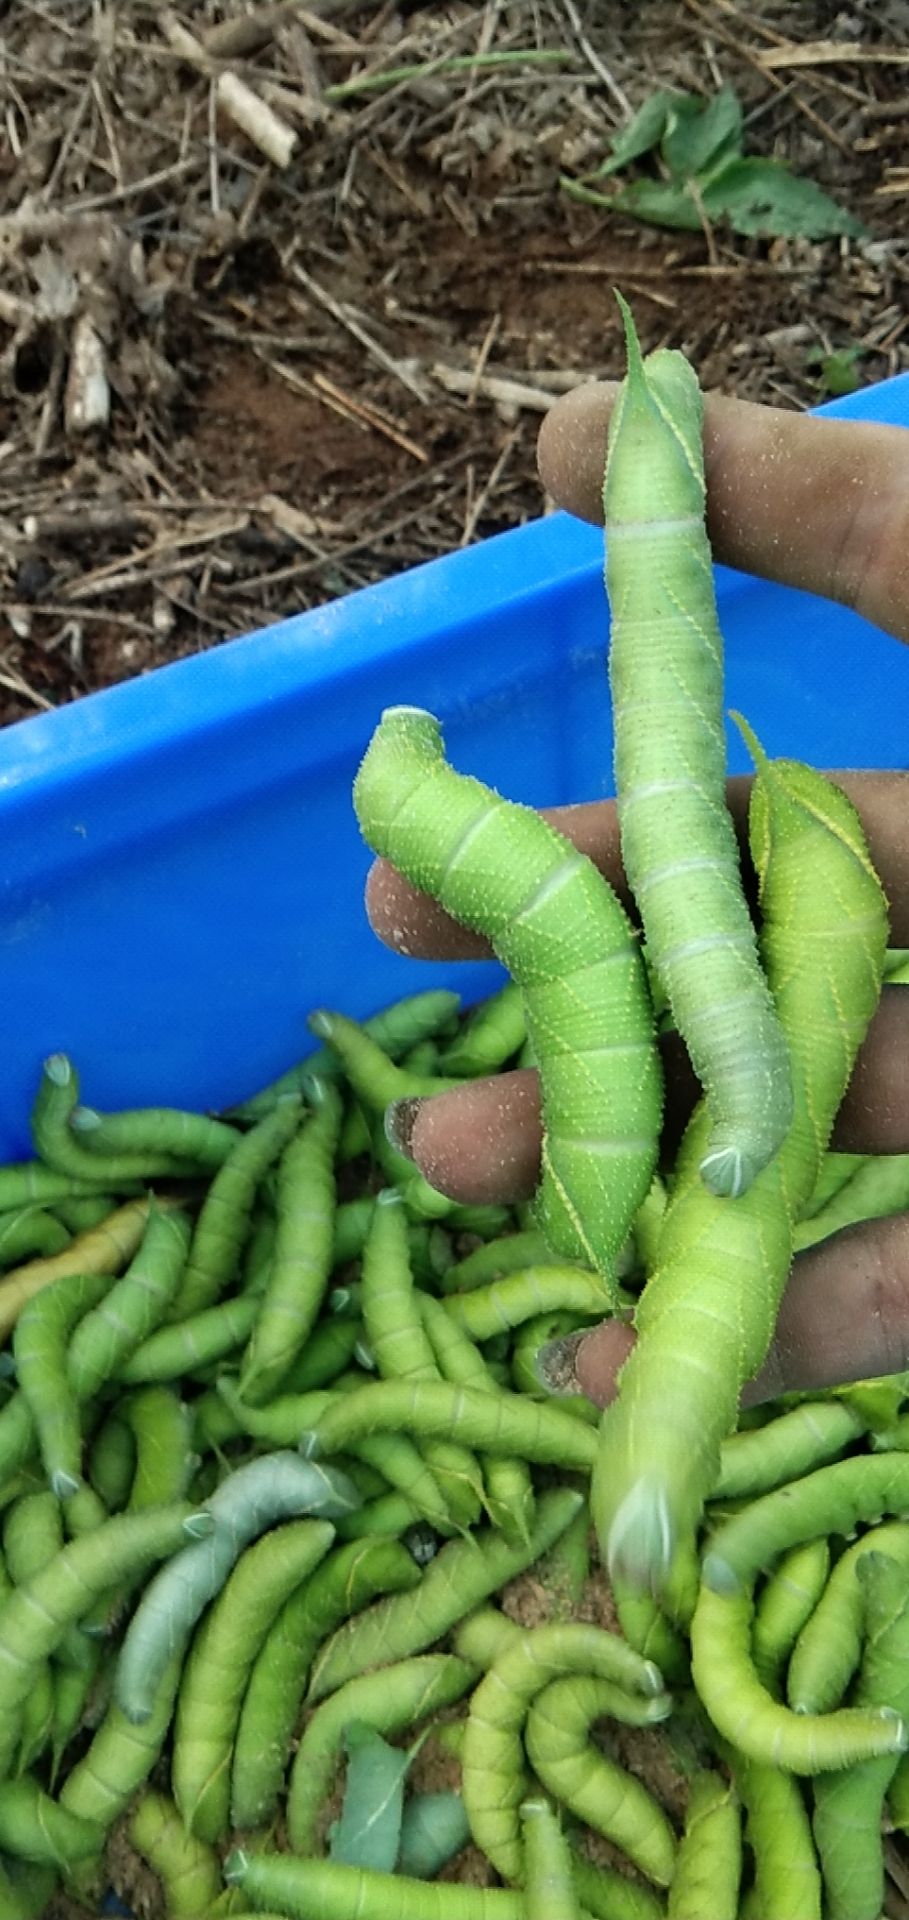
[1,375,907,1158]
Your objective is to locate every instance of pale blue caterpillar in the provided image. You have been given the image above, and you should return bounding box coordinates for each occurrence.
[114,1452,359,1724]
[604,298,792,1197]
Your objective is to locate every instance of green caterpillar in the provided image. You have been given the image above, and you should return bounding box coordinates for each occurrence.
[128,1790,222,1919]
[225,1849,526,1920]
[523,1673,676,1886]
[788,1523,909,1716]
[458,1620,666,1883]
[734,1757,822,1920]
[604,299,792,1198]
[812,1550,909,1920]
[171,1519,335,1842]
[353,706,661,1290]
[592,731,888,1596]
[286,1654,476,1855]
[520,1797,581,1920]
[667,1771,741,1920]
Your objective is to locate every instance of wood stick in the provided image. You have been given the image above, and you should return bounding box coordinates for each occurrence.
[161,11,298,168]
[203,4,293,58]
[758,38,909,68]
[432,364,575,413]
[64,316,110,434]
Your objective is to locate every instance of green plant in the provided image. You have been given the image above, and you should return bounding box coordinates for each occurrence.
[561,84,865,240]
[807,344,867,398]
[329,1723,421,1872]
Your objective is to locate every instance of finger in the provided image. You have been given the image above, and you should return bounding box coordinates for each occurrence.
[622,995,909,1157]
[389,1065,686,1210]
[746,1211,909,1403]
[833,985,909,1154]
[537,382,909,644]
[365,771,909,956]
[363,795,629,960]
[385,985,909,1206]
[665,983,909,1159]
[568,1209,909,1411]
[386,1069,541,1206]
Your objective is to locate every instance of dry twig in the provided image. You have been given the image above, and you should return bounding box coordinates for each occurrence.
[0,0,902,734]
[161,10,298,168]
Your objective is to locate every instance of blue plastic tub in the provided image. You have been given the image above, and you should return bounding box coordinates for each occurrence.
[1,375,907,1159]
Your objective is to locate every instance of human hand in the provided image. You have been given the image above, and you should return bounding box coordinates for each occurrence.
[365,383,909,1409]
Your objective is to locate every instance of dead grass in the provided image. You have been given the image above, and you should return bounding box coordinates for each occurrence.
[3,5,909,1910]
[0,0,906,727]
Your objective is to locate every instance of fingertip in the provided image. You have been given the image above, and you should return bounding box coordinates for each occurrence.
[536,382,617,525]
[407,1070,542,1206]
[364,856,490,960]
[573,1318,637,1407]
[363,856,394,939]
[535,1327,588,1396]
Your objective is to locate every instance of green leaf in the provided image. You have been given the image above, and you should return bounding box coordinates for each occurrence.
[595,89,682,178]
[610,177,706,232]
[610,157,864,240]
[568,85,864,243]
[662,86,743,181]
[328,1723,411,1872]
[592,84,743,187]
[699,157,865,239]
[398,1790,472,1878]
[811,346,864,398]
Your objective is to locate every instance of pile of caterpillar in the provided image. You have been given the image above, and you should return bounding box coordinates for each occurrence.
[0,974,907,1918]
[0,303,904,1919]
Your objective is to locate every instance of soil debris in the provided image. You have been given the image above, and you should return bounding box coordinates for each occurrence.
[0,0,905,727]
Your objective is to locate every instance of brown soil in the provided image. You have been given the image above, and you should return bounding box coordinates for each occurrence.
[2,0,907,728]
[4,3,909,1914]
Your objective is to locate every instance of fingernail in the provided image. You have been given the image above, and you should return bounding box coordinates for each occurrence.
[384,1097,423,1159]
[535,1330,588,1396]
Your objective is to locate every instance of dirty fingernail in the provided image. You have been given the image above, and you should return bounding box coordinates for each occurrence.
[535,1329,588,1396]
[384,1097,423,1159]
